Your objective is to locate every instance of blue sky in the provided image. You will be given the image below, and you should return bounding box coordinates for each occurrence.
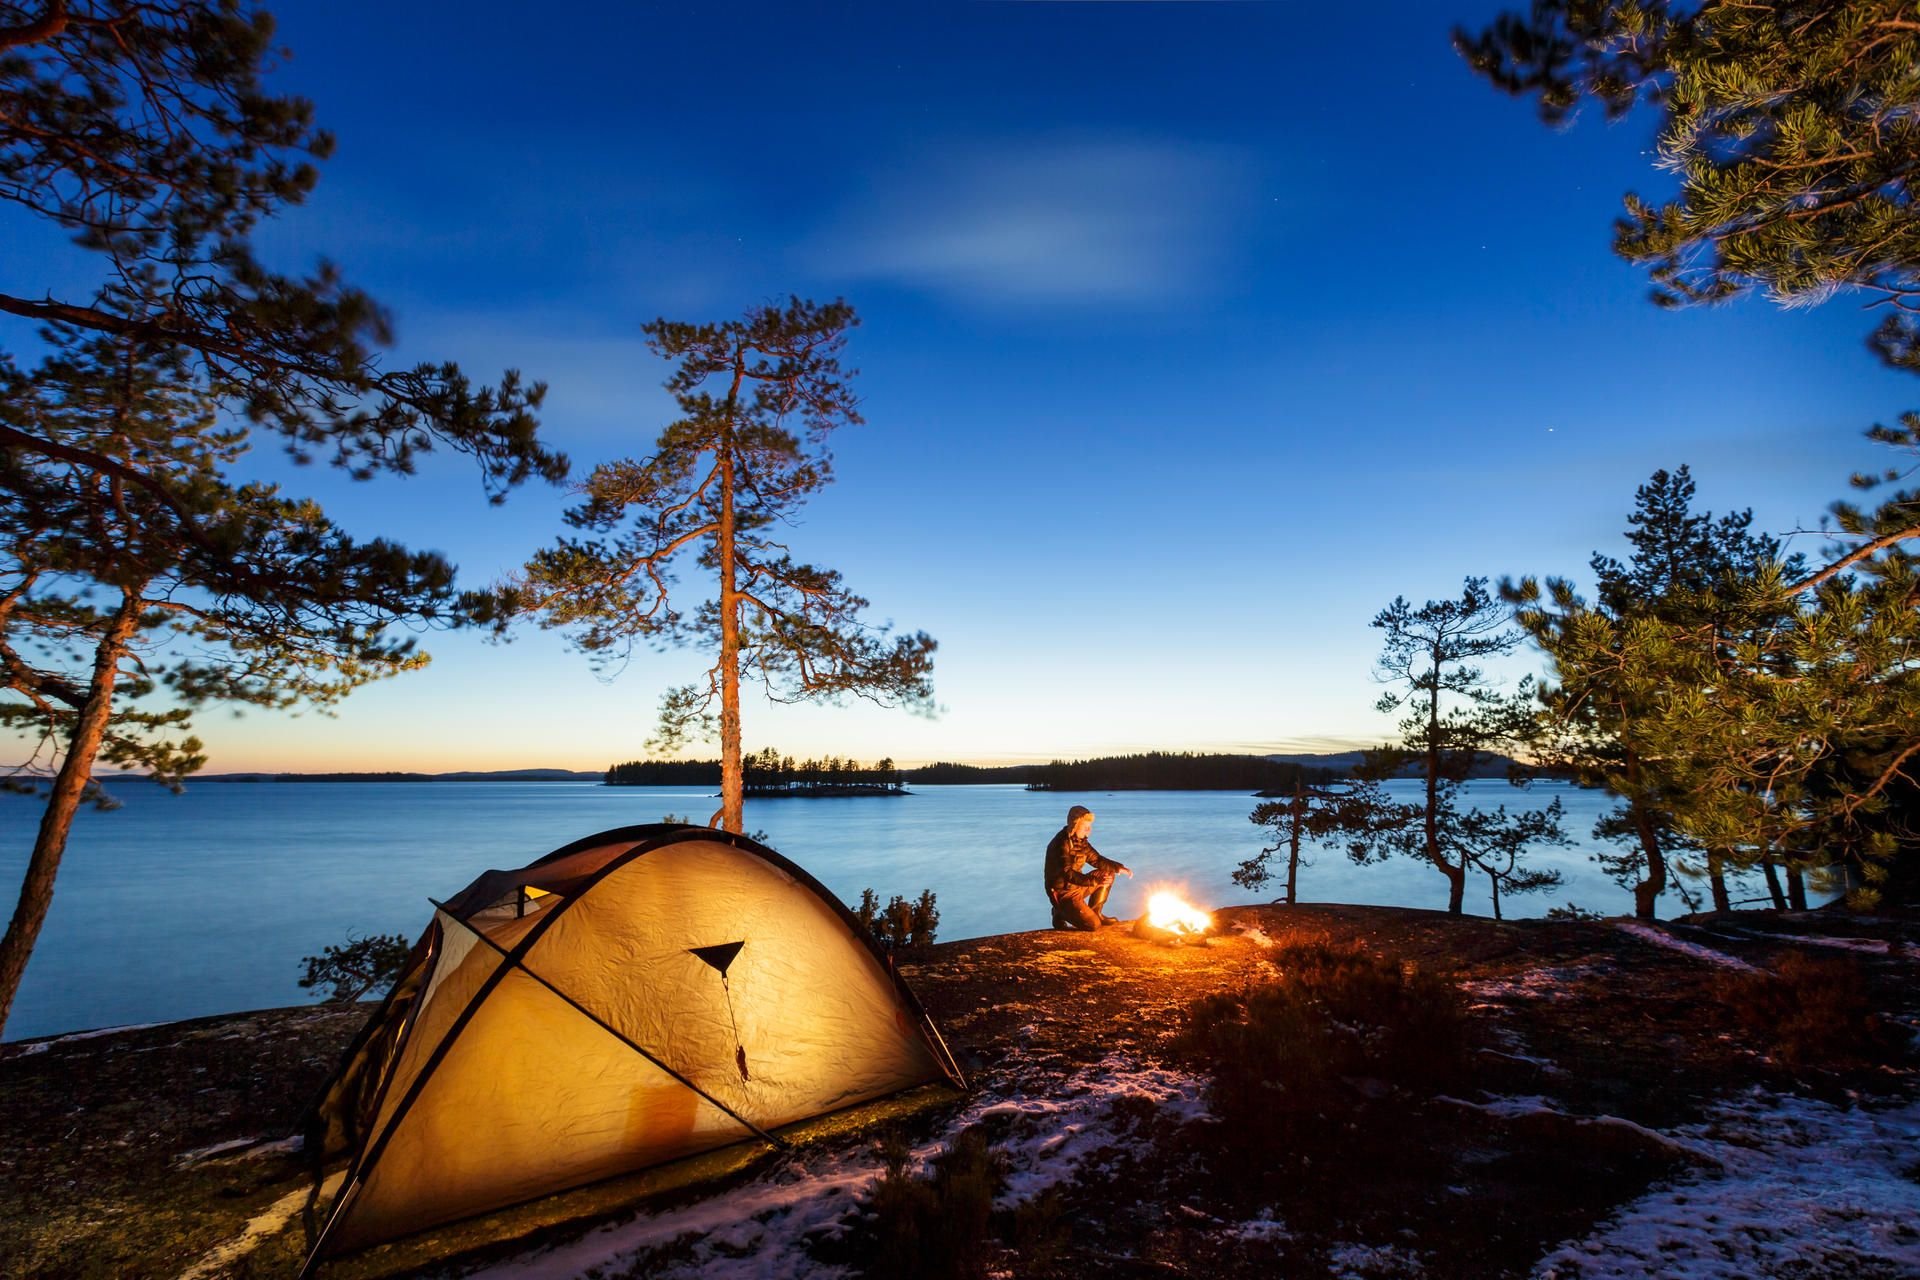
[115,0,1915,771]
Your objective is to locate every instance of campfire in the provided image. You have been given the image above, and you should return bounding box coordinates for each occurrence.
[1133,890,1214,946]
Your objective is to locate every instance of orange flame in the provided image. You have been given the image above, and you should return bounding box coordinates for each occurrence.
[1145,890,1212,935]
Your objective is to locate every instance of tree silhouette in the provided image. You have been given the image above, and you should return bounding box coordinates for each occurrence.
[1333,579,1566,916]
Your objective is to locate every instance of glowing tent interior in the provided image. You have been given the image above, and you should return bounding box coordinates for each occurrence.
[300,824,965,1267]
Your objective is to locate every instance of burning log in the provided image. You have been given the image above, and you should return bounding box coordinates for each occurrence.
[1133,891,1214,946]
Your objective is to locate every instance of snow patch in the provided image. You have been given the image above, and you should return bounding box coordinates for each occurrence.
[1532,1090,1920,1279]
[975,1064,1209,1207]
[1713,928,1894,956]
[1477,1047,1568,1075]
[1438,1096,1720,1163]
[16,1021,163,1052]
[465,1152,873,1280]
[467,1062,1211,1280]
[1226,1210,1290,1241]
[1461,963,1611,1002]
[177,1171,342,1280]
[1438,1093,1561,1119]
[1613,923,1760,973]
[1329,1240,1426,1277]
[176,1134,305,1167]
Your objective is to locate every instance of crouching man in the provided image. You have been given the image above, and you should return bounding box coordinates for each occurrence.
[1044,804,1132,930]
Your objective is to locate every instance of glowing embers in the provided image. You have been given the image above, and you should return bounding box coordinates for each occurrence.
[1134,890,1214,946]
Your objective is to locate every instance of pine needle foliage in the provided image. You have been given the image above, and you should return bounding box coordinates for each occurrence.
[0,1,562,492]
[1240,779,1376,905]
[1459,1,1920,377]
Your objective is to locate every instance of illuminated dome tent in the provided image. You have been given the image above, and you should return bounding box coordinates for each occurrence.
[302,824,965,1264]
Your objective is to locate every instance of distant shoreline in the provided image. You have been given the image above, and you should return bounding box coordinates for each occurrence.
[168,769,606,783]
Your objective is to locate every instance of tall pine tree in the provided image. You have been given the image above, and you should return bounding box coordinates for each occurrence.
[1508,468,1807,916]
[494,299,935,833]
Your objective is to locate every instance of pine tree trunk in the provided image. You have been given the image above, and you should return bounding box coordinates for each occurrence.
[717,449,743,834]
[1489,870,1502,921]
[1762,860,1787,911]
[1622,755,1668,919]
[1707,850,1731,914]
[1285,803,1301,908]
[1629,801,1667,920]
[0,593,139,1037]
[1786,864,1808,912]
[1425,655,1461,914]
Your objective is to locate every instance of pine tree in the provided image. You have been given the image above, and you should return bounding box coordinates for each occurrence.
[0,9,563,1034]
[1331,579,1566,916]
[0,328,469,1034]
[495,299,935,833]
[1508,469,1804,916]
[1240,778,1374,906]
[1651,434,1920,906]
[1459,1,1920,377]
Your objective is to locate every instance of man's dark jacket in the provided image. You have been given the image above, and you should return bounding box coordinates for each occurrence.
[1044,827,1119,895]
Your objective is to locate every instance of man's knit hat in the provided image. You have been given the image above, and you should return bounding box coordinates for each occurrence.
[1067,805,1094,823]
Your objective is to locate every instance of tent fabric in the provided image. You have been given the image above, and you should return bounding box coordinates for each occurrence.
[304,824,964,1264]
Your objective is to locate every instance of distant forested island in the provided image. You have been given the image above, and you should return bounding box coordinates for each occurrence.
[1025,751,1339,792]
[607,749,906,797]
[904,762,1035,784]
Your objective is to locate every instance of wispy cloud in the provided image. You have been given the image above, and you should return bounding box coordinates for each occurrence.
[805,137,1254,306]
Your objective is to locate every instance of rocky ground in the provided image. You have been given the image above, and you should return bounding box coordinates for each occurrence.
[3,904,1917,1279]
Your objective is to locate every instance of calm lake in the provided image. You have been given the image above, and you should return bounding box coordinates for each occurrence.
[0,778,1752,1041]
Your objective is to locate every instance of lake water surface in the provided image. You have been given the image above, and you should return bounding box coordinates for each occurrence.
[0,778,1759,1041]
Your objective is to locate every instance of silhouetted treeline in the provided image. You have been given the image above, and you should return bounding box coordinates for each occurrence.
[904,762,1036,784]
[606,749,906,796]
[1028,752,1337,792]
[606,759,722,785]
[742,748,905,796]
[607,751,1337,792]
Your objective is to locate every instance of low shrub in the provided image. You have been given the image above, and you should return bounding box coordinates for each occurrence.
[1724,950,1896,1072]
[853,1128,999,1280]
[1178,940,1472,1180]
[297,931,411,1004]
[855,888,939,950]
